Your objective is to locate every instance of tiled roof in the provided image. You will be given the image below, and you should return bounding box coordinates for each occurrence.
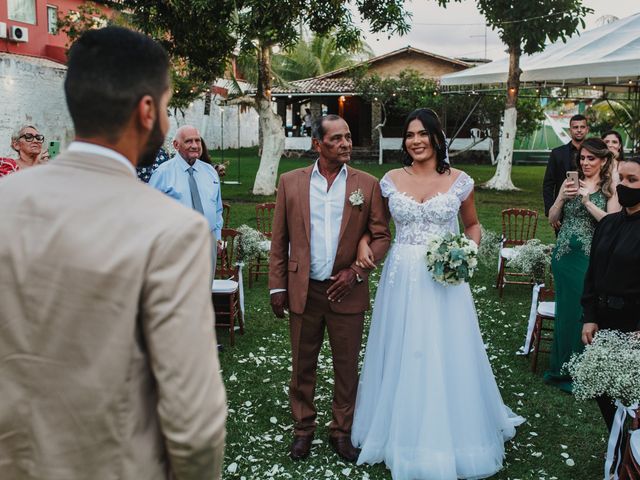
[272,77,355,95]
[270,46,470,96]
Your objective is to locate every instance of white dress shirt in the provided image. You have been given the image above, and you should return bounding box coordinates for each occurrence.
[270,161,348,295]
[309,161,347,281]
[67,141,136,176]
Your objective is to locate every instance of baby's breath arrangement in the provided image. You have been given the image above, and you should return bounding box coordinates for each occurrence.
[425,232,478,286]
[235,225,269,264]
[509,239,554,284]
[565,330,640,405]
[478,225,501,266]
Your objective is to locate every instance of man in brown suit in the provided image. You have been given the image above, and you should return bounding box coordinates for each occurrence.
[0,27,226,480]
[269,115,391,462]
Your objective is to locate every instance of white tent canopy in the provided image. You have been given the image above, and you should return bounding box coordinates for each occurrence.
[441,13,640,86]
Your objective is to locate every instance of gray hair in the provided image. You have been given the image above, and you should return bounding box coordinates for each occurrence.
[174,125,199,142]
[311,114,343,141]
[11,124,38,147]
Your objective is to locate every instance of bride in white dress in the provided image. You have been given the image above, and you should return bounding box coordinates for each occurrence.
[351,108,524,480]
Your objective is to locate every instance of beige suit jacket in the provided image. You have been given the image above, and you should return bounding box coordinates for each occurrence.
[269,164,391,314]
[0,152,227,480]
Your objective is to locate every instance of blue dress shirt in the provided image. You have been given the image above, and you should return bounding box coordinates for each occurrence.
[149,154,223,239]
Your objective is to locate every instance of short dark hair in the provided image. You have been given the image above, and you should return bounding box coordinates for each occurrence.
[602,130,625,161]
[401,108,450,175]
[569,114,587,125]
[620,156,640,166]
[311,114,343,141]
[65,27,170,142]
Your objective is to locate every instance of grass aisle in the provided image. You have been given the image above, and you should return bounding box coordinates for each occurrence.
[215,150,607,480]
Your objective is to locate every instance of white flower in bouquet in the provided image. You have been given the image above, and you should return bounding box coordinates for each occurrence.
[509,239,554,284]
[478,225,501,266]
[235,225,269,264]
[425,232,478,286]
[565,330,640,405]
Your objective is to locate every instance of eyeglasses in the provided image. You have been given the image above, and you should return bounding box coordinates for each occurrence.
[19,133,45,143]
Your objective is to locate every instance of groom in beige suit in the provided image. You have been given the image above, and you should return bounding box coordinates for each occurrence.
[269,115,391,462]
[0,28,226,480]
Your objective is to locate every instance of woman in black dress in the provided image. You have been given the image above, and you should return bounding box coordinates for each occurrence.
[581,155,640,430]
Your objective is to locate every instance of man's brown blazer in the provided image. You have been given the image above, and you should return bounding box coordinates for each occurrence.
[269,164,391,314]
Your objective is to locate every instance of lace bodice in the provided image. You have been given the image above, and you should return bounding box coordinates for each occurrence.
[554,190,606,260]
[380,171,475,245]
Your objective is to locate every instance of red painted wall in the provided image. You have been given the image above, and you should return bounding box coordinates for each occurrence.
[0,0,110,64]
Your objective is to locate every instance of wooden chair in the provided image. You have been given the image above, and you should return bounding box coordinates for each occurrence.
[248,202,275,288]
[496,208,539,297]
[619,415,640,480]
[529,286,555,373]
[212,228,244,346]
[222,202,231,228]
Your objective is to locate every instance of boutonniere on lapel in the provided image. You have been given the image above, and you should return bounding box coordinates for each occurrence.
[349,188,365,210]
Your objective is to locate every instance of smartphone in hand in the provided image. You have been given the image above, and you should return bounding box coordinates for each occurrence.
[566,170,579,186]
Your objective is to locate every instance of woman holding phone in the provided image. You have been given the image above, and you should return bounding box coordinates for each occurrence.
[545,137,619,392]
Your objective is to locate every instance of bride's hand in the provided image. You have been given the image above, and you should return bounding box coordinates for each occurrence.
[356,241,376,270]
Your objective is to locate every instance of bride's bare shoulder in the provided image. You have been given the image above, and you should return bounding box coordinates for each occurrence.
[384,168,406,182]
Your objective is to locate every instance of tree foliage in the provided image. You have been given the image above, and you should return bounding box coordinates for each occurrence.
[273,34,374,82]
[436,0,591,56]
[118,0,237,83]
[354,69,545,144]
[436,0,591,189]
[56,2,108,45]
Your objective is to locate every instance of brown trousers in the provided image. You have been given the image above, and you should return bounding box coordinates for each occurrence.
[289,279,364,438]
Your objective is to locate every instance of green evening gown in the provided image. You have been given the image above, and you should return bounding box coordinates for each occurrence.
[544,191,607,393]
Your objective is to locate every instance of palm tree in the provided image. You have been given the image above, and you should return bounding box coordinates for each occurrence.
[273,34,374,81]
[236,32,373,86]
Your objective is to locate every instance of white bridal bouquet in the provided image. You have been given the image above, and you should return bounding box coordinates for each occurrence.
[425,232,478,286]
[565,329,640,405]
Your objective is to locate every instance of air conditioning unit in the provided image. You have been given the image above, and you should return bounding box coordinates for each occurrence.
[0,22,7,39]
[9,25,29,43]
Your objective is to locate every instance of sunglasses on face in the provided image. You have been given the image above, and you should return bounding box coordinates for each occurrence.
[19,133,45,143]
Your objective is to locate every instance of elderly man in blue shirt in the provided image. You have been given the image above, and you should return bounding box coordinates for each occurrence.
[150,125,224,252]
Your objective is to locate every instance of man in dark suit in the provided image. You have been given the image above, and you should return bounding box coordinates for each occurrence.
[543,114,589,221]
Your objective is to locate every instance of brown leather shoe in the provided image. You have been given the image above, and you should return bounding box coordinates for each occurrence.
[289,435,313,460]
[329,436,360,462]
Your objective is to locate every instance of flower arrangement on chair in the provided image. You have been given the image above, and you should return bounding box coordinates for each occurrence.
[508,239,554,286]
[565,331,640,480]
[235,224,269,266]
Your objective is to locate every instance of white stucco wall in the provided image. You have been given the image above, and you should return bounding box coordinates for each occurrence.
[166,80,259,150]
[0,53,74,158]
[0,54,259,158]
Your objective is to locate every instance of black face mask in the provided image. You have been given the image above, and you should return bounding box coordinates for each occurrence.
[616,184,640,208]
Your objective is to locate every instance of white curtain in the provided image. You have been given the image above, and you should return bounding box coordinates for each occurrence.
[8,0,37,25]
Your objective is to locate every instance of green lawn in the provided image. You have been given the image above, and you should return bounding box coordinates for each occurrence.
[214,148,605,480]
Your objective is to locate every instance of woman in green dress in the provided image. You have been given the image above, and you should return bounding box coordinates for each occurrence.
[545,137,619,392]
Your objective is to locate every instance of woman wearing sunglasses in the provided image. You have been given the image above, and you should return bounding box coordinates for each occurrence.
[1,125,45,177]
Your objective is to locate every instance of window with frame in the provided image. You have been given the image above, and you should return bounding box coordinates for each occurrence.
[8,0,37,25]
[47,5,58,34]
